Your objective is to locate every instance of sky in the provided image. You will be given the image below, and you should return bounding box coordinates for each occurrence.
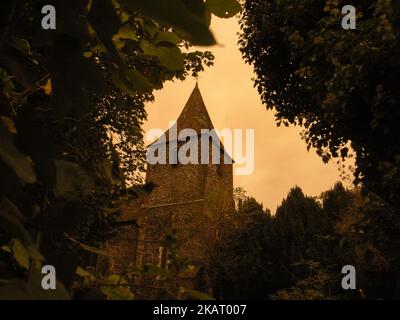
[143,16,343,212]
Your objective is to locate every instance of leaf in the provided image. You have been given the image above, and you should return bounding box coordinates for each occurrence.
[1,241,43,270]
[42,78,52,95]
[1,116,17,134]
[100,275,134,300]
[114,24,138,41]
[26,244,45,262]
[0,123,36,184]
[10,38,32,56]
[185,0,212,27]
[75,266,90,277]
[206,0,241,18]
[1,245,11,253]
[119,10,130,24]
[113,39,126,50]
[125,69,155,90]
[50,35,107,119]
[155,45,184,71]
[28,272,70,300]
[0,269,71,300]
[180,288,215,300]
[75,266,95,280]
[120,0,216,45]
[54,160,95,200]
[139,39,157,55]
[0,279,31,300]
[113,68,154,94]
[144,19,159,38]
[0,92,12,115]
[15,104,57,188]
[154,31,182,45]
[0,44,37,90]
[10,239,30,269]
[154,31,181,45]
[140,40,184,71]
[100,284,134,300]
[3,270,71,300]
[0,68,15,92]
[0,197,33,246]
[88,0,121,63]
[112,72,136,95]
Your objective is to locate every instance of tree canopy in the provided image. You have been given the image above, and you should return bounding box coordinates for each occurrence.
[210,184,400,299]
[0,0,241,299]
[239,0,400,208]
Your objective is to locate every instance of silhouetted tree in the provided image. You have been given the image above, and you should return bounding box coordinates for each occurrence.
[239,0,400,209]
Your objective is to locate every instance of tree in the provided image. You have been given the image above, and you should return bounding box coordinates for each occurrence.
[209,183,400,300]
[272,261,339,300]
[275,187,324,264]
[0,0,241,299]
[333,189,400,299]
[209,197,275,299]
[239,0,400,208]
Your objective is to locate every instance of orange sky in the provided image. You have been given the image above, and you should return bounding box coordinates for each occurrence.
[143,17,343,212]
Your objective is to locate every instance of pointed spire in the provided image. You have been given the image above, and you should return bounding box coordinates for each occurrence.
[176,83,214,133]
[149,84,215,147]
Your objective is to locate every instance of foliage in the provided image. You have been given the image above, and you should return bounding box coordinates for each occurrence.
[239,0,400,208]
[209,183,400,299]
[272,261,338,300]
[209,197,275,299]
[72,231,214,300]
[0,0,241,299]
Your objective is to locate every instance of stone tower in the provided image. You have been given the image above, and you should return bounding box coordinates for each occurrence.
[137,84,234,292]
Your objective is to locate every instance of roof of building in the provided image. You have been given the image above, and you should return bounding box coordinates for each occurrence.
[147,84,234,163]
[176,82,214,134]
[149,83,214,146]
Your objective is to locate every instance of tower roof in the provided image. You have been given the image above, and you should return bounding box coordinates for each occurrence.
[148,83,234,163]
[176,83,214,133]
[149,84,215,146]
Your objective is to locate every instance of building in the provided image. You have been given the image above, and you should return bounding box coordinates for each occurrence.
[97,84,234,298]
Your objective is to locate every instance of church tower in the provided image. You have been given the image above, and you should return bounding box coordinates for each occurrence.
[137,84,234,292]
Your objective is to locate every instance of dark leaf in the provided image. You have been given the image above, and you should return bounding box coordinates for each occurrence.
[206,0,241,18]
[0,123,36,184]
[120,0,216,45]
[54,160,95,200]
